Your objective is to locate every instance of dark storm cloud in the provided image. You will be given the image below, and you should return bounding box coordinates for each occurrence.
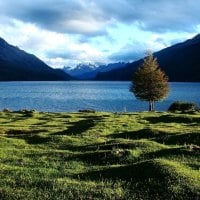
[0,0,200,36]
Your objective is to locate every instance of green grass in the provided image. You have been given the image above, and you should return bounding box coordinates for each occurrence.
[0,110,199,199]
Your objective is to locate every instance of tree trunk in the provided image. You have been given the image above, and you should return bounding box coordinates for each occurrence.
[149,100,152,111]
[149,100,154,111]
[152,100,155,111]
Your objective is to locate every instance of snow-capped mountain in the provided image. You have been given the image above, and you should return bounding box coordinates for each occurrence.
[62,62,126,79]
[63,63,97,79]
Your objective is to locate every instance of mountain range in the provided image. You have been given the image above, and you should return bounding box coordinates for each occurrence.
[0,34,200,82]
[0,37,72,81]
[95,34,200,82]
[63,62,126,79]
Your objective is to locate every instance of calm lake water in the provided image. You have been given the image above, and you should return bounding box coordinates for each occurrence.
[0,81,199,112]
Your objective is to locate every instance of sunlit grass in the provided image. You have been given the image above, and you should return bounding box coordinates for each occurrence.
[0,110,199,199]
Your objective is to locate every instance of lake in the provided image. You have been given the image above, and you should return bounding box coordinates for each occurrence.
[0,81,199,112]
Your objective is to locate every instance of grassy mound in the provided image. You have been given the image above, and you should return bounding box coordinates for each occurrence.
[0,111,199,199]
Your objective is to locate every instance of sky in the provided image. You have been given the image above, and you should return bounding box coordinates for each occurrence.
[0,0,200,68]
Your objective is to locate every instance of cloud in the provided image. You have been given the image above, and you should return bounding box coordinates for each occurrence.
[1,0,200,36]
[0,18,105,67]
[108,35,169,62]
[109,44,144,62]
[0,0,111,36]
[97,0,200,32]
[0,0,199,67]
[46,51,75,60]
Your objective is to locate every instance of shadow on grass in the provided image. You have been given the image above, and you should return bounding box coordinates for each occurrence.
[83,141,139,151]
[5,129,42,135]
[10,134,57,145]
[110,128,168,140]
[76,160,167,181]
[53,116,103,136]
[22,148,130,165]
[76,159,199,199]
[68,149,131,165]
[63,142,198,166]
[156,132,200,145]
[24,135,57,144]
[5,129,54,145]
[110,128,199,145]
[144,115,200,124]
[142,147,196,160]
[59,140,140,152]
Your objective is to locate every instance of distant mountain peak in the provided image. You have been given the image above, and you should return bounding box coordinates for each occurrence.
[76,63,97,70]
[62,62,126,79]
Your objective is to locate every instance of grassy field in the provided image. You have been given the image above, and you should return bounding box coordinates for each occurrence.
[0,110,199,199]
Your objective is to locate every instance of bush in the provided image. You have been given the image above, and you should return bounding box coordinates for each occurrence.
[2,108,11,112]
[168,101,199,112]
[19,109,35,113]
[78,109,96,113]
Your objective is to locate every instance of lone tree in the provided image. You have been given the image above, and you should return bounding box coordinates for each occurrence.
[130,52,169,111]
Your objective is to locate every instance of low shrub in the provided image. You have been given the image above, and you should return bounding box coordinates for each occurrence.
[2,108,11,112]
[19,109,35,113]
[78,109,96,113]
[168,101,199,112]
